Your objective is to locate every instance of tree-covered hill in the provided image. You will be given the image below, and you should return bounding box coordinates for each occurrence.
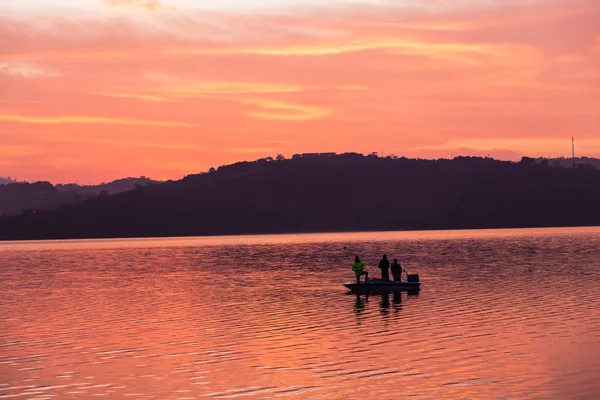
[1,154,599,240]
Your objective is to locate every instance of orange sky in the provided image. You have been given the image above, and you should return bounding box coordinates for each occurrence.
[1,0,599,183]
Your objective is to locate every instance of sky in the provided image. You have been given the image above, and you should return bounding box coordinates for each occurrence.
[1,0,599,183]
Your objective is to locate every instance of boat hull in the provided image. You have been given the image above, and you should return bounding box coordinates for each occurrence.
[344,281,420,292]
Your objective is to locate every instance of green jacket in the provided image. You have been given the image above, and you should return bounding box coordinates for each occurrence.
[352,261,365,272]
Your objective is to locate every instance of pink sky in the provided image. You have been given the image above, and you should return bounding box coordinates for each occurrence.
[1,0,599,183]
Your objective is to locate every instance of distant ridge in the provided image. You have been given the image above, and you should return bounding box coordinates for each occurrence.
[0,177,161,216]
[1,154,599,240]
[55,176,160,196]
[531,157,600,170]
[0,176,17,185]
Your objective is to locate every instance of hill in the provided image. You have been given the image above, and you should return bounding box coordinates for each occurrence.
[0,182,74,217]
[55,177,159,196]
[0,177,160,216]
[0,154,599,240]
[0,176,17,185]
[532,157,600,170]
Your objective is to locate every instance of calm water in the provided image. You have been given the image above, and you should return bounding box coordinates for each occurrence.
[1,227,599,399]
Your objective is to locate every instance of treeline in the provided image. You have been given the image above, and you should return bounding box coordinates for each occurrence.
[0,176,17,185]
[528,157,600,170]
[0,154,599,240]
[0,177,159,216]
[55,177,160,196]
[0,182,71,216]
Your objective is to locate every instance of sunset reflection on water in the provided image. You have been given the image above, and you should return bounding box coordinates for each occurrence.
[1,227,599,399]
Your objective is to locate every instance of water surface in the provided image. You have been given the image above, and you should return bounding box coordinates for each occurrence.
[1,227,599,399]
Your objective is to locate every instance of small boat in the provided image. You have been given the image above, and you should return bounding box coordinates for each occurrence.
[344,281,420,292]
[345,273,421,292]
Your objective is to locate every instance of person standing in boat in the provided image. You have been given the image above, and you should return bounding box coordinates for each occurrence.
[352,256,368,283]
[378,254,390,281]
[391,258,402,281]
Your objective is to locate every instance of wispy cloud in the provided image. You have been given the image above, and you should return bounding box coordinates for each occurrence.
[245,99,331,121]
[102,0,175,12]
[415,138,600,156]
[93,92,171,102]
[0,114,196,127]
[48,136,207,151]
[159,81,306,96]
[0,62,58,79]
[97,81,368,98]
[232,148,281,154]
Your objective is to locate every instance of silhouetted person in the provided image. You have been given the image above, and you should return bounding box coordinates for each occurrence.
[378,254,390,281]
[352,256,368,283]
[391,258,402,281]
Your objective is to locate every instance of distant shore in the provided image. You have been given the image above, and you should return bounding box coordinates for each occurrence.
[1,154,600,241]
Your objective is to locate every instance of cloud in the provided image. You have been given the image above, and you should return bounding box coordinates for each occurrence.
[93,92,171,102]
[159,81,306,96]
[415,138,600,158]
[102,0,175,12]
[0,144,48,158]
[93,81,368,104]
[231,148,281,154]
[0,114,197,127]
[47,136,207,151]
[0,62,58,79]
[245,99,331,121]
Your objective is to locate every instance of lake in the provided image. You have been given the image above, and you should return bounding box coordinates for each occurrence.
[1,227,599,399]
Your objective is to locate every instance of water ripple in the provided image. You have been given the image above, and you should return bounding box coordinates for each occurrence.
[1,228,599,399]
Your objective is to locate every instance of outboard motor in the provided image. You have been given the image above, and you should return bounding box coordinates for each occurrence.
[407,274,420,282]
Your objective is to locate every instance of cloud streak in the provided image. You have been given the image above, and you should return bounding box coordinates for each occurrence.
[0,62,58,79]
[0,114,196,127]
[102,0,175,12]
[245,100,331,121]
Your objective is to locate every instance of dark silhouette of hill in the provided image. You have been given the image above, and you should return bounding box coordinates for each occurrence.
[531,156,600,170]
[0,182,73,216]
[55,176,159,196]
[0,154,599,240]
[0,177,160,216]
[0,176,17,185]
